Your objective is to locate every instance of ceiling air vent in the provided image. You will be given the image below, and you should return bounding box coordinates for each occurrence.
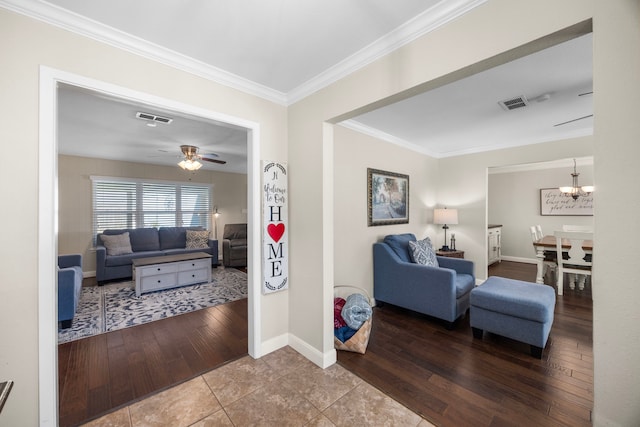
[498,95,529,111]
[135,111,173,124]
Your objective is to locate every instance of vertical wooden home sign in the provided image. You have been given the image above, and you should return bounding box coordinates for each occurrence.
[262,161,288,294]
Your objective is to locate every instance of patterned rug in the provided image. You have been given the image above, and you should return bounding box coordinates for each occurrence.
[58,267,247,344]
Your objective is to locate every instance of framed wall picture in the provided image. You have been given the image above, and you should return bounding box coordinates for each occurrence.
[540,188,594,216]
[368,168,409,226]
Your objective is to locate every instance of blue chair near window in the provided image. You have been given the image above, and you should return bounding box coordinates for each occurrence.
[58,254,83,329]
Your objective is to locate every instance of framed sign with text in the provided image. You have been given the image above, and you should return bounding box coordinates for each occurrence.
[262,161,288,294]
[540,188,594,216]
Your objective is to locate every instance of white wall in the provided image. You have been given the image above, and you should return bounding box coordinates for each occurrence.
[328,0,640,419]
[0,9,287,425]
[489,159,594,261]
[333,125,439,297]
[58,155,248,272]
[592,1,640,425]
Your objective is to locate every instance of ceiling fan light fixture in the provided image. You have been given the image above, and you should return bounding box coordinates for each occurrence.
[178,159,202,171]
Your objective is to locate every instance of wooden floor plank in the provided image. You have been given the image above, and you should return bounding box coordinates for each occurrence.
[58,294,248,426]
[338,261,593,427]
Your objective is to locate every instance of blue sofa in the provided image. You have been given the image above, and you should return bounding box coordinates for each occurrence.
[58,254,83,329]
[373,233,475,328]
[96,227,219,284]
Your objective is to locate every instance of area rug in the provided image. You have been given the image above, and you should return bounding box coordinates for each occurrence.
[58,267,247,344]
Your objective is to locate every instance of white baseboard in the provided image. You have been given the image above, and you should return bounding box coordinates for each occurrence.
[258,333,290,358]
[84,270,96,278]
[288,334,336,368]
[258,333,335,368]
[498,256,538,264]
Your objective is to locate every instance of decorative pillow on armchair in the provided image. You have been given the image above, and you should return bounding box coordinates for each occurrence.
[409,237,439,267]
[101,232,133,256]
[186,230,210,249]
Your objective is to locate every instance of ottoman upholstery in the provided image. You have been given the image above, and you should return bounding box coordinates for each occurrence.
[470,276,556,358]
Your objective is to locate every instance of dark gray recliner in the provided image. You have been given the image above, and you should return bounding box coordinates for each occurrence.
[223,223,247,267]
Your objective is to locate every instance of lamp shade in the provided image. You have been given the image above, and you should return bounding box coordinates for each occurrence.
[434,208,458,225]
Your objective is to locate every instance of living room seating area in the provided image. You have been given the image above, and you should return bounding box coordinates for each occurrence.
[96,226,218,284]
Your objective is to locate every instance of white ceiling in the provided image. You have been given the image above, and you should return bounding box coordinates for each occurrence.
[57,84,250,173]
[5,0,592,169]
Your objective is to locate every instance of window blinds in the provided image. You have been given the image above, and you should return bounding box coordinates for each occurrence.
[91,177,212,240]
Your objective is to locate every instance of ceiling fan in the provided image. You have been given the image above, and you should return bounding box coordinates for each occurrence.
[554,91,594,127]
[178,145,226,170]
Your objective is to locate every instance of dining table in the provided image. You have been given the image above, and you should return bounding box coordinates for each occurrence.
[532,235,593,284]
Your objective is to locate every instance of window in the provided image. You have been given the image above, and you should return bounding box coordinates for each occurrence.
[91,176,212,239]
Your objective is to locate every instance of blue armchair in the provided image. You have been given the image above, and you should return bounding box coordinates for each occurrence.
[373,233,475,328]
[58,254,83,329]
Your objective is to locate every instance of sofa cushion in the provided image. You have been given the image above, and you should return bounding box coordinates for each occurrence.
[383,233,416,263]
[159,227,187,249]
[104,250,164,267]
[455,274,475,298]
[102,228,160,252]
[223,224,247,240]
[128,228,160,252]
[186,230,210,249]
[409,237,439,267]
[100,232,133,256]
[228,238,247,248]
[158,227,205,249]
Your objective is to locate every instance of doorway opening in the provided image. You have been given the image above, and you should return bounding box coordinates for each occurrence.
[39,66,261,424]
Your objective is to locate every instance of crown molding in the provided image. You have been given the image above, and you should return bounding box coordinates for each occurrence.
[339,120,437,158]
[286,0,488,104]
[343,119,593,160]
[2,0,486,106]
[489,156,594,174]
[0,0,289,105]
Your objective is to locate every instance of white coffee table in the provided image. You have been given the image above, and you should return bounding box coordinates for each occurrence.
[132,252,212,296]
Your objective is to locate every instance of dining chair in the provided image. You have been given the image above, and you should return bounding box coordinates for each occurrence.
[561,225,593,286]
[531,226,556,283]
[534,224,544,240]
[554,231,593,296]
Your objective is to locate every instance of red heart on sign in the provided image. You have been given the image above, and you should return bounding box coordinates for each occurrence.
[267,223,285,243]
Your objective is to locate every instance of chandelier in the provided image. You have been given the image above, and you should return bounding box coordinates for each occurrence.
[559,159,594,200]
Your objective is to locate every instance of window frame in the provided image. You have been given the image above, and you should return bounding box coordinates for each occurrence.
[91,176,213,243]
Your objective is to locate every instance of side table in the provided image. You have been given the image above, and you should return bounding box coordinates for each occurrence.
[436,249,464,259]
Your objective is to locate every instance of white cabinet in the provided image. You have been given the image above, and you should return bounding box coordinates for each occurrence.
[133,254,212,296]
[488,225,502,265]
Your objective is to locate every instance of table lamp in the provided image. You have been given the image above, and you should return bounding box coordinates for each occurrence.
[434,208,458,251]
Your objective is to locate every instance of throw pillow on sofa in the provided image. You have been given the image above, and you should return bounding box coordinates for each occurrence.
[409,237,439,267]
[186,230,210,249]
[101,232,133,256]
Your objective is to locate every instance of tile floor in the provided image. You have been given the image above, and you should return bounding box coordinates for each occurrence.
[82,346,434,426]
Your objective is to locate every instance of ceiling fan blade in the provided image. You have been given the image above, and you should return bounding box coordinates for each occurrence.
[553,114,593,127]
[200,157,227,165]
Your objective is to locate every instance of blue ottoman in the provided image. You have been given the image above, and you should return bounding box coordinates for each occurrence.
[470,276,556,358]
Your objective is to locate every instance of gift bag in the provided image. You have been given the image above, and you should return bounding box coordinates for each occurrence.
[334,285,373,354]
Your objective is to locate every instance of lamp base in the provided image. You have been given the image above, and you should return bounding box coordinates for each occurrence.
[440,245,451,251]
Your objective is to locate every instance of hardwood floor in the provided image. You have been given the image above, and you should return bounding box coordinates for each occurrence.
[58,297,248,426]
[61,262,592,426]
[338,261,593,427]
